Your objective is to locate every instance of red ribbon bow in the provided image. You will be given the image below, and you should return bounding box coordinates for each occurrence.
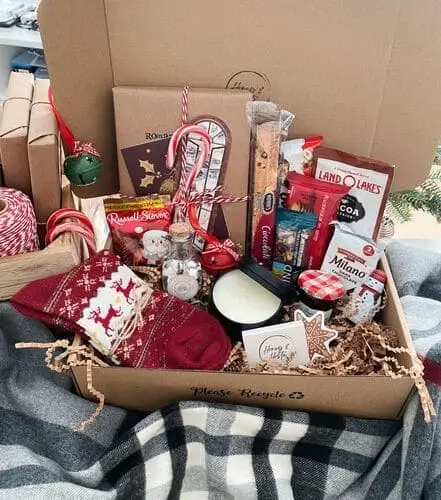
[188,203,241,273]
[71,141,101,159]
[203,239,241,263]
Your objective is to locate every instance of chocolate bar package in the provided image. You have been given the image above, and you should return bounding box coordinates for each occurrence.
[272,209,317,286]
[104,195,171,267]
[284,172,349,270]
[121,137,174,197]
[313,147,394,240]
[113,86,252,249]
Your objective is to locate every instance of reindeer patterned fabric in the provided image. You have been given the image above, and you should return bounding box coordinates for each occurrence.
[13,251,149,361]
[11,250,231,370]
[51,252,149,358]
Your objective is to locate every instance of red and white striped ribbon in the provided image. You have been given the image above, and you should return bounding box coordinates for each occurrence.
[171,186,248,208]
[203,239,241,263]
[0,188,39,257]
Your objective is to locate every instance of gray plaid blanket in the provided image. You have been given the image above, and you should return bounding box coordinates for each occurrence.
[1,240,441,499]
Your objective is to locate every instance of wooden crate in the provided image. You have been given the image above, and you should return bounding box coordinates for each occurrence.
[0,180,82,300]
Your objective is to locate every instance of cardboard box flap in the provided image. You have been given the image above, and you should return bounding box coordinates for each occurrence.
[39,0,441,195]
[0,72,34,137]
[372,0,441,175]
[38,0,115,198]
[28,78,58,144]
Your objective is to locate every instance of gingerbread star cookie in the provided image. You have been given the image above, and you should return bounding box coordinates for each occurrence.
[294,310,338,360]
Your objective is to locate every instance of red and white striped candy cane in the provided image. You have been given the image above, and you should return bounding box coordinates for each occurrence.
[167,124,212,222]
[47,208,95,235]
[45,208,97,254]
[45,221,96,255]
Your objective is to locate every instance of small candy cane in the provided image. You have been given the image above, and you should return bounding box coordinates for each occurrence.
[47,208,95,235]
[167,124,211,222]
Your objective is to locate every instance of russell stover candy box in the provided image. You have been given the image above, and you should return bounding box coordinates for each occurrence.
[272,208,317,286]
[313,147,394,240]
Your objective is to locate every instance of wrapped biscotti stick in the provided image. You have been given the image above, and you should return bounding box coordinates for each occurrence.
[246,102,294,267]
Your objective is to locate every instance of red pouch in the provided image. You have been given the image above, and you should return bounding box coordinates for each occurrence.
[285,172,349,269]
[104,196,171,266]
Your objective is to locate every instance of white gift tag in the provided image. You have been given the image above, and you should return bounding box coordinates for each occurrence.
[242,321,310,368]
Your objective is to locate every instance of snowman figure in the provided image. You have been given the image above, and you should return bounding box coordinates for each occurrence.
[347,269,387,324]
[141,230,169,265]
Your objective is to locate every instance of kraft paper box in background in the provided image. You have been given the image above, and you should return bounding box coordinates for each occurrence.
[113,86,252,248]
[28,78,61,222]
[0,72,34,197]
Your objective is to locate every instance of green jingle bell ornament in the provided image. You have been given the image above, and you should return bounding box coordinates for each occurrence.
[64,143,102,186]
[49,87,103,187]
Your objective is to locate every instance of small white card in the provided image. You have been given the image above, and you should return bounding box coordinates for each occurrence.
[242,321,310,368]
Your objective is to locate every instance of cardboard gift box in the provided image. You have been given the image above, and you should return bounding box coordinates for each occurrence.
[28,78,62,223]
[113,86,251,248]
[0,72,34,198]
[39,0,441,197]
[36,0,439,419]
[70,258,415,420]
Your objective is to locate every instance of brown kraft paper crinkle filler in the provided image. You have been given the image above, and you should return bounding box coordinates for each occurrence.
[313,146,394,240]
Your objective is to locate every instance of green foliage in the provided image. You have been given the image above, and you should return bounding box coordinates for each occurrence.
[386,160,441,223]
[434,146,441,166]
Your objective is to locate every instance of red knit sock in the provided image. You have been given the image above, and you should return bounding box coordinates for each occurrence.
[12,250,231,370]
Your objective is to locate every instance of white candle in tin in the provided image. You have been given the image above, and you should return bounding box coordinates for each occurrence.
[212,269,282,325]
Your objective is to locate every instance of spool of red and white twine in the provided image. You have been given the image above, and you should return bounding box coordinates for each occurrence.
[0,188,39,257]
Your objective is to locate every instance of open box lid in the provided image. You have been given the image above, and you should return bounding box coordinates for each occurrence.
[39,0,441,197]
